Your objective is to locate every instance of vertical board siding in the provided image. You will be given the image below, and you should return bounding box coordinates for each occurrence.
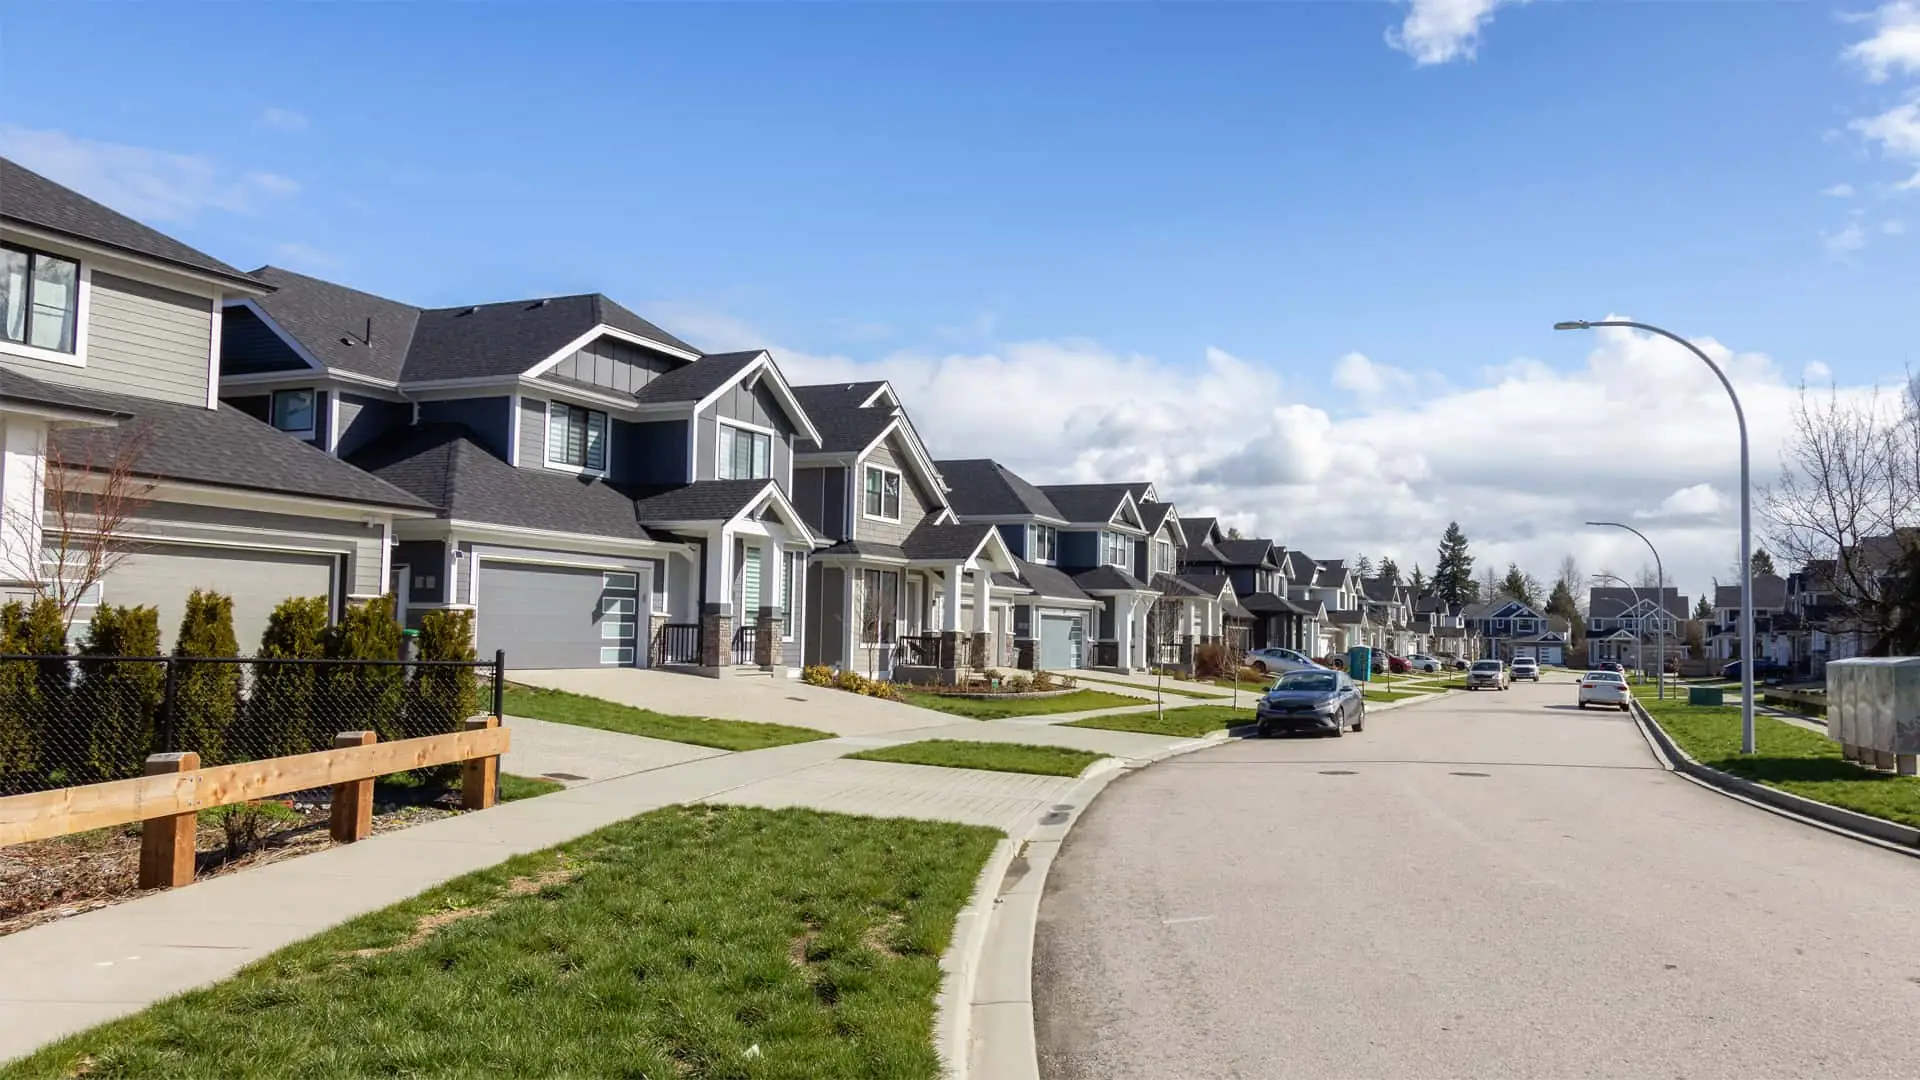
[543,335,682,395]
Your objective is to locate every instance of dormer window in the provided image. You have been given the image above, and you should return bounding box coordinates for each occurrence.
[271,389,317,438]
[547,401,608,473]
[863,464,902,522]
[717,421,771,481]
[1101,531,1132,568]
[1029,524,1058,565]
[1,243,80,357]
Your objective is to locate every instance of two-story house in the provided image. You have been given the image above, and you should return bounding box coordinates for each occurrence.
[1461,597,1555,663]
[1281,550,1331,655]
[1033,483,1163,672]
[1584,587,1688,669]
[937,459,1104,672]
[1708,573,1790,665]
[788,381,1015,682]
[0,159,431,649]
[1360,577,1416,656]
[1183,522,1317,655]
[216,265,824,676]
[1307,559,1368,653]
[1414,594,1475,659]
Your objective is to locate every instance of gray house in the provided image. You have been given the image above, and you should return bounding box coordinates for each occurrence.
[216,266,823,676]
[0,158,431,648]
[789,381,1015,681]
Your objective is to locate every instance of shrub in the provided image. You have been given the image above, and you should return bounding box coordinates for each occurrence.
[414,609,480,783]
[323,595,404,742]
[77,604,163,783]
[1235,665,1268,685]
[0,597,69,791]
[1193,642,1231,679]
[860,679,903,701]
[173,589,240,765]
[801,664,836,688]
[833,669,871,694]
[1007,674,1033,693]
[204,799,302,860]
[237,596,330,761]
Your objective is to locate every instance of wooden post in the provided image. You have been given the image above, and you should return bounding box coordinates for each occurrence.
[461,715,501,811]
[137,752,199,890]
[330,731,377,842]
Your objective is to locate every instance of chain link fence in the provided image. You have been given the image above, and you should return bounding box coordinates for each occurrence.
[0,653,503,798]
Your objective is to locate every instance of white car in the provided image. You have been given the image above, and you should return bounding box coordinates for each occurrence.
[1247,647,1324,676]
[1578,671,1632,711]
[1466,659,1509,690]
[1406,653,1442,673]
[1510,657,1540,681]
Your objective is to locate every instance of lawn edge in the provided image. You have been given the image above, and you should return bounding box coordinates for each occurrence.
[943,726,1232,1080]
[1629,700,1920,856]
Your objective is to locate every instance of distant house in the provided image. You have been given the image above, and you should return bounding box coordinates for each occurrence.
[1707,573,1790,665]
[1585,587,1689,669]
[1461,598,1561,663]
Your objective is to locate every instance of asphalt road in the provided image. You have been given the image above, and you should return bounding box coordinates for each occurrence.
[1034,677,1920,1080]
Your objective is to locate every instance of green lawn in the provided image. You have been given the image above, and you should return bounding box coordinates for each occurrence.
[498,773,566,801]
[1070,675,1221,699]
[503,684,833,751]
[848,739,1105,777]
[1642,700,1920,830]
[1363,687,1428,702]
[373,770,564,805]
[1065,704,1253,738]
[1213,678,1274,694]
[3,805,1000,1080]
[897,688,1140,720]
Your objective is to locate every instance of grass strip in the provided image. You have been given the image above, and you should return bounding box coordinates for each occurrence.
[848,739,1104,777]
[1068,675,1222,699]
[897,688,1141,720]
[1642,699,1920,830]
[497,773,566,801]
[503,684,832,751]
[1065,704,1253,738]
[1363,687,1427,702]
[2,805,1001,1080]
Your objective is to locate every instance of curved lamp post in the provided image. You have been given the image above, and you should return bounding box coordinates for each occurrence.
[1587,521,1667,700]
[1592,572,1647,679]
[1556,319,1754,754]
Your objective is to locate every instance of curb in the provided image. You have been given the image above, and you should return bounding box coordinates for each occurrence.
[934,727,1233,1080]
[1629,701,1920,856]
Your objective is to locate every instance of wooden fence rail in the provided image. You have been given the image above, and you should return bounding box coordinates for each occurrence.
[0,716,510,889]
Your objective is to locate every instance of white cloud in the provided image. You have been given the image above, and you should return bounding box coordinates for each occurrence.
[656,305,1865,597]
[1845,1,1920,82]
[1805,360,1833,382]
[1824,220,1868,254]
[1330,351,1412,395]
[0,125,299,223]
[258,106,309,132]
[1850,97,1920,160]
[1821,182,1857,197]
[1386,0,1524,65]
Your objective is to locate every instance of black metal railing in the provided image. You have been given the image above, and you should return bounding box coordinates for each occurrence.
[0,652,504,798]
[731,625,758,666]
[1093,640,1120,668]
[656,623,701,666]
[899,633,943,667]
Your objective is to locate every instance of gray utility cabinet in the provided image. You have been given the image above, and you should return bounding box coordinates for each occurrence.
[1827,657,1920,774]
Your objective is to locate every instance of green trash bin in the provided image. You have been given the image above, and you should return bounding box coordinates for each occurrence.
[1688,686,1724,707]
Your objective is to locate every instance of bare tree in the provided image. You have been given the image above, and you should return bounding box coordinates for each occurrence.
[1554,555,1583,609]
[1,424,154,631]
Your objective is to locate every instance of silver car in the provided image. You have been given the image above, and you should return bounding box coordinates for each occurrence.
[1466,659,1509,691]
[1247,646,1324,676]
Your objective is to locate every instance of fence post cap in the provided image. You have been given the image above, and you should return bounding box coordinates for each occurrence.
[334,730,378,747]
[464,714,501,730]
[143,752,199,772]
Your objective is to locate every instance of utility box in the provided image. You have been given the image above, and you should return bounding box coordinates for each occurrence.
[1347,645,1373,682]
[1688,686,1724,707]
[1827,657,1920,775]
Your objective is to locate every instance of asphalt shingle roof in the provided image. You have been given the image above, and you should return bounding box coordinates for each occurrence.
[1213,539,1279,567]
[2,158,262,288]
[1071,565,1152,592]
[1013,559,1092,602]
[1587,587,1688,621]
[630,351,762,404]
[1037,484,1138,525]
[49,382,430,510]
[899,521,998,563]
[814,539,907,561]
[1136,500,1175,535]
[937,459,1063,519]
[629,479,775,524]
[791,382,897,454]
[1283,550,1317,581]
[1177,572,1235,598]
[1714,574,1788,610]
[1241,592,1294,614]
[0,369,132,420]
[350,424,650,531]
[244,266,421,382]
[404,294,696,382]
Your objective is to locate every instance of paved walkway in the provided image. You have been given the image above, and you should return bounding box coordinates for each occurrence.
[513,667,939,737]
[0,685,1213,1062]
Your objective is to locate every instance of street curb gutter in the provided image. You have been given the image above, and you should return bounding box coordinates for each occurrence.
[1629,701,1920,854]
[934,728,1232,1080]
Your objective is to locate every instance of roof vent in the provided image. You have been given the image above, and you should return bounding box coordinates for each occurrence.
[531,298,549,308]
[460,306,479,316]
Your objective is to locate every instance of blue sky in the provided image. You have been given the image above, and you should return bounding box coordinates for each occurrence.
[4,1,1917,592]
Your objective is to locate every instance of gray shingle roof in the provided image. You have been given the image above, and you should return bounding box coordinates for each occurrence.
[1013,558,1092,602]
[2,158,262,288]
[350,424,653,535]
[1037,483,1137,525]
[630,351,762,404]
[48,383,430,510]
[1714,574,1788,610]
[1177,572,1235,598]
[1136,500,1175,535]
[1213,539,1279,567]
[246,266,420,381]
[1283,550,1317,581]
[792,382,897,454]
[1329,609,1367,626]
[937,459,1063,519]
[814,539,908,561]
[1071,565,1152,592]
[0,368,132,420]
[992,571,1033,593]
[1241,592,1293,614]
[630,479,775,524]
[1587,587,1687,621]
[901,520,996,563]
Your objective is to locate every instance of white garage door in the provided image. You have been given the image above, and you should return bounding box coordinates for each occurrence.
[476,563,653,670]
[105,544,336,651]
[1039,614,1081,671]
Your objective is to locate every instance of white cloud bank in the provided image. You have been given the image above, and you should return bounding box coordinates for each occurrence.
[1846,1,1920,83]
[1387,0,1525,65]
[0,125,299,223]
[663,305,1859,599]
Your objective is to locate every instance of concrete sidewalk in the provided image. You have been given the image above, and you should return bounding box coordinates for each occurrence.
[0,696,1205,1062]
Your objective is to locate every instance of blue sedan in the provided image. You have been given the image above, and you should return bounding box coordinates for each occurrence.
[1255,669,1366,738]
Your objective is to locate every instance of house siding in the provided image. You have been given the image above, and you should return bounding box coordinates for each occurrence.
[698,382,795,485]
[997,523,1028,560]
[540,335,683,396]
[792,467,832,540]
[393,540,448,604]
[851,437,932,547]
[121,499,386,598]
[625,418,689,486]
[29,271,212,407]
[516,396,546,468]
[420,396,512,460]
[807,564,843,667]
[218,304,308,374]
[336,392,406,458]
[1058,530,1098,570]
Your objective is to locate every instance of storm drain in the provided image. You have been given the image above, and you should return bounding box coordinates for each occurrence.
[1318,770,1358,776]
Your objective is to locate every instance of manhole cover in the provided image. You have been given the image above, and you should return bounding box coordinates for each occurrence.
[1319,769,1357,775]
[1450,771,1491,777]
[541,772,588,781]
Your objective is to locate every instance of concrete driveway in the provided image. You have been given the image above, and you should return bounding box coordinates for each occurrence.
[1034,678,1920,1080]
[511,667,939,737]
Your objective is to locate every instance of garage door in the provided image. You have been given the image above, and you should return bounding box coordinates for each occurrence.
[105,544,336,651]
[1039,614,1080,671]
[476,562,653,670]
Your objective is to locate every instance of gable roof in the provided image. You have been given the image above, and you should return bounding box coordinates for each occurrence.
[1587,587,1688,621]
[937,459,1064,520]
[901,520,1004,564]
[1136,500,1175,534]
[1071,565,1153,592]
[350,423,655,534]
[1177,572,1237,600]
[242,266,421,381]
[1,157,263,289]
[791,382,897,454]
[1714,573,1788,611]
[1014,558,1094,603]
[1283,549,1318,582]
[1038,483,1144,527]
[1213,538,1281,568]
[629,351,761,404]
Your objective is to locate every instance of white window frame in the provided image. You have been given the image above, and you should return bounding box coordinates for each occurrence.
[863,463,902,523]
[716,419,775,481]
[1101,531,1132,569]
[0,242,90,368]
[1029,523,1058,565]
[545,399,610,475]
[270,388,318,438]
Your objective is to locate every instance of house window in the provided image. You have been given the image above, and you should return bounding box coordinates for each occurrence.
[270,389,317,437]
[782,551,801,641]
[1102,531,1131,568]
[0,243,79,355]
[1029,524,1057,564]
[718,422,772,480]
[863,465,902,521]
[1154,541,1177,575]
[547,401,608,472]
[859,568,900,644]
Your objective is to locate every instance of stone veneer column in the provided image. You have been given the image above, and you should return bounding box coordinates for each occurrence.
[755,608,779,666]
[968,632,989,670]
[699,606,731,669]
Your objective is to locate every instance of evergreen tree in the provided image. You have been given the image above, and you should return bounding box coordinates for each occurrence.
[239,596,330,761]
[174,590,240,764]
[77,604,163,783]
[1693,594,1714,620]
[1354,554,1375,579]
[323,595,404,741]
[0,598,70,792]
[1431,522,1475,606]
[415,609,480,783]
[1750,548,1777,577]
[1499,563,1542,608]
[1378,556,1400,584]
[1409,564,1427,596]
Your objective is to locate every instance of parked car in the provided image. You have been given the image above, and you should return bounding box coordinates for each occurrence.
[1453,657,1472,671]
[1317,654,1347,671]
[1256,668,1366,737]
[1247,647,1325,676]
[1466,659,1509,690]
[1510,657,1540,682]
[1578,670,1633,711]
[1407,653,1442,673]
[1720,658,1785,680]
[1386,654,1410,674]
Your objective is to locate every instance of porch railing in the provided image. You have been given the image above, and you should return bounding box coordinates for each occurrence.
[1093,640,1120,668]
[731,625,758,666]
[656,623,701,666]
[898,633,943,667]
[1155,641,1184,666]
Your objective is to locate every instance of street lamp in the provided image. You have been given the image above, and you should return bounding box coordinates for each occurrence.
[1592,573,1647,679]
[1556,319,1755,754]
[1587,521,1667,700]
